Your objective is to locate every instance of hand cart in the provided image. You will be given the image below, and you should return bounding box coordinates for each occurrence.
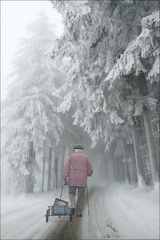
[45,184,72,222]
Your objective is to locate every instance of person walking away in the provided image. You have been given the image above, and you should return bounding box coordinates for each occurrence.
[64,144,93,217]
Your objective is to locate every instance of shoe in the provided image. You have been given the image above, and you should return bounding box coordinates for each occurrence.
[70,208,75,216]
[76,214,82,217]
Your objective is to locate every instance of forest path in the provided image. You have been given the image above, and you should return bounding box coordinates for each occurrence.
[2,183,158,239]
[2,184,120,240]
[42,184,120,240]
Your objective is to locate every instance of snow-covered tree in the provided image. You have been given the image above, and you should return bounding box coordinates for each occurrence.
[51,1,159,186]
[2,13,63,194]
[103,11,160,186]
[51,0,158,145]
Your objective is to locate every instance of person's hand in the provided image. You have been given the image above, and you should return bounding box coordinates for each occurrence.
[64,178,68,185]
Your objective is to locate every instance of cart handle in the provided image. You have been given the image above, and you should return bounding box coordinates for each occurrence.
[60,184,65,199]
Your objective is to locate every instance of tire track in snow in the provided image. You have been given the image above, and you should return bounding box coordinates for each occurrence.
[2,185,121,240]
[43,213,81,240]
[43,220,70,240]
[78,186,99,239]
[42,186,96,240]
[96,197,119,239]
[79,184,120,239]
[89,200,102,239]
[64,216,81,240]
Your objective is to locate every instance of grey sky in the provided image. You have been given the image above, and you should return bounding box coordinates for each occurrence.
[1,0,63,100]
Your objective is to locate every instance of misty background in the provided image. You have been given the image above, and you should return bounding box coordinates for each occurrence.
[1,1,159,239]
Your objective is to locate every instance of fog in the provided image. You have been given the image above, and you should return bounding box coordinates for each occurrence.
[1,1,159,239]
[1,0,63,101]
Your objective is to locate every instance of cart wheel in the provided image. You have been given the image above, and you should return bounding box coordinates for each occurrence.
[46,215,49,222]
[70,214,72,222]
[45,209,49,223]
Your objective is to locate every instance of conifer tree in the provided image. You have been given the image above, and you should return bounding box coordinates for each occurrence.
[2,13,63,194]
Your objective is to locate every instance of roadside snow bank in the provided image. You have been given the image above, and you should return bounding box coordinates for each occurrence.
[105,182,159,239]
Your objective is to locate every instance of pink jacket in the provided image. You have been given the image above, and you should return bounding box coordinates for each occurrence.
[64,152,93,187]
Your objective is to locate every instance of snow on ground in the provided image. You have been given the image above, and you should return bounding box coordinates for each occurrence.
[1,188,69,240]
[104,182,159,239]
[1,182,159,240]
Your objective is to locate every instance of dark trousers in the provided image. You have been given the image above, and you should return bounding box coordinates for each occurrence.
[69,186,85,215]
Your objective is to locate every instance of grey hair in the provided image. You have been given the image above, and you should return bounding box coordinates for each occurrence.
[75,149,83,153]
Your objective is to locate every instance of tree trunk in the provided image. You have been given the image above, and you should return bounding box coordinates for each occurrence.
[25,141,35,193]
[47,146,52,191]
[137,71,158,186]
[101,153,106,181]
[119,139,131,184]
[143,110,158,185]
[128,160,134,184]
[122,141,130,184]
[55,154,58,189]
[123,160,129,184]
[59,145,66,186]
[41,140,46,192]
[131,126,144,187]
[118,157,125,182]
[25,175,35,193]
[127,143,137,185]
[116,157,122,182]
[112,154,119,181]
[106,150,115,182]
[110,141,121,182]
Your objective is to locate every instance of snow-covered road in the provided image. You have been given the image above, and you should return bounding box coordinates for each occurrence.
[1,183,159,239]
[42,185,119,240]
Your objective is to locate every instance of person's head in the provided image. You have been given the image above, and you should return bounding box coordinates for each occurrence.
[74,144,84,153]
